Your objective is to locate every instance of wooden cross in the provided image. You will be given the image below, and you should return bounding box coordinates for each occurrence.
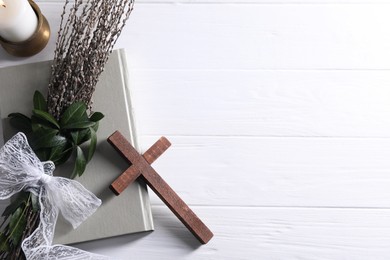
[107,131,214,244]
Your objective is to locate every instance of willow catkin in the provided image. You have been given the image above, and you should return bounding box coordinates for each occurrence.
[47,0,135,119]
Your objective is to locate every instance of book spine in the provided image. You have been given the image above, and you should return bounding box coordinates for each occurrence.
[0,116,4,146]
[117,48,155,231]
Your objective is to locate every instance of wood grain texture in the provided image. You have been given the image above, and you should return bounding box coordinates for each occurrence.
[78,206,390,260]
[132,70,390,137]
[108,131,213,244]
[109,134,171,194]
[140,136,390,207]
[116,3,390,70]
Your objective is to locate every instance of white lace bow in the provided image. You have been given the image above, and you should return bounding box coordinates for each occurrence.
[0,133,108,260]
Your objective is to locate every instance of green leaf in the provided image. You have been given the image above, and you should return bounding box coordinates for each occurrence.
[44,135,67,148]
[49,139,69,157]
[87,127,97,162]
[31,115,54,131]
[8,113,32,133]
[62,121,96,130]
[60,102,87,127]
[92,121,99,132]
[33,91,47,111]
[29,129,59,150]
[31,194,39,212]
[31,114,64,134]
[89,112,104,122]
[50,146,73,166]
[71,128,93,145]
[34,148,51,162]
[70,131,81,144]
[72,124,101,149]
[32,109,60,129]
[2,193,28,217]
[0,232,10,252]
[9,207,27,246]
[49,140,72,165]
[81,122,100,144]
[71,146,87,178]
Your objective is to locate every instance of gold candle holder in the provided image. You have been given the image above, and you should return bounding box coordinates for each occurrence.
[0,0,50,57]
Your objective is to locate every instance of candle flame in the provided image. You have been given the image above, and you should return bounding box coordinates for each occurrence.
[0,0,5,8]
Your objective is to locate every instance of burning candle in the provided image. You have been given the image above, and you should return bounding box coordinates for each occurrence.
[0,0,38,42]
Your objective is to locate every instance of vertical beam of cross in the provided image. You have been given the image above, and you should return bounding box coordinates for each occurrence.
[108,131,214,244]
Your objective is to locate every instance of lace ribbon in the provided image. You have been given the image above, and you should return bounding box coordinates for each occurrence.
[0,133,108,260]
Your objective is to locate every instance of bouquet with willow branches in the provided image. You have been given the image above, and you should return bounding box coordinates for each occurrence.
[0,0,134,258]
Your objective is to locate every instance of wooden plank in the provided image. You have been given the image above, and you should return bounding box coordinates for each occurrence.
[5,3,390,71]
[78,206,390,259]
[140,136,390,207]
[132,70,390,137]
[116,3,390,70]
[37,0,390,3]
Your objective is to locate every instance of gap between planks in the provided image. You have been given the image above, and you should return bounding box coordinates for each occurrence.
[151,204,390,210]
[36,0,390,4]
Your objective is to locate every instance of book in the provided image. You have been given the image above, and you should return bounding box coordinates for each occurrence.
[0,49,154,244]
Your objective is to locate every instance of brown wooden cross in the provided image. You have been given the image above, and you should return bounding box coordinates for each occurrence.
[107,131,214,244]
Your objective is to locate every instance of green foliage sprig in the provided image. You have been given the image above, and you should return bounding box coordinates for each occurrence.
[0,90,104,257]
[9,90,104,178]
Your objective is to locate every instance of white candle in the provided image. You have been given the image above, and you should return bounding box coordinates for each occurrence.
[0,0,38,42]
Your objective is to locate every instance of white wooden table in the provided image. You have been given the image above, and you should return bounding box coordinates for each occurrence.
[2,0,390,259]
